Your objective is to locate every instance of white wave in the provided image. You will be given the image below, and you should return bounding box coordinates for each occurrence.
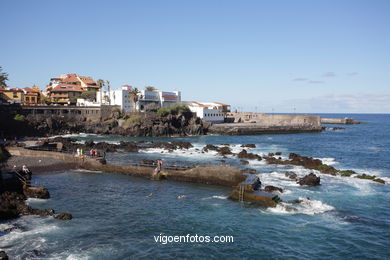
[0,223,15,232]
[66,254,91,260]
[318,157,338,166]
[201,195,228,200]
[212,195,228,200]
[26,198,49,205]
[0,217,58,247]
[267,197,334,215]
[74,169,103,173]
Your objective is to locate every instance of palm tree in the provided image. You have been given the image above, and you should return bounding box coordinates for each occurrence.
[145,86,156,91]
[106,80,111,105]
[129,87,140,112]
[97,79,105,104]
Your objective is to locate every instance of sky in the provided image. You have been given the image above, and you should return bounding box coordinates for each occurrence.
[1,0,390,113]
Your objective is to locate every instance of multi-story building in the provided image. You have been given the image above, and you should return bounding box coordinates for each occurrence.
[49,83,84,105]
[22,86,42,105]
[91,86,180,113]
[91,85,134,112]
[1,88,24,104]
[137,89,181,111]
[46,74,100,105]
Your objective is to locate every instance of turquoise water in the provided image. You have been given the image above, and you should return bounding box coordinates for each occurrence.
[1,114,390,259]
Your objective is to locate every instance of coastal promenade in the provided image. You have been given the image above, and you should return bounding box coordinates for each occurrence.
[6,147,280,207]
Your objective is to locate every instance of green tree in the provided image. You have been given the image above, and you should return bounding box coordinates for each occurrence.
[129,87,140,112]
[106,80,111,105]
[145,86,156,91]
[0,66,9,88]
[81,91,97,101]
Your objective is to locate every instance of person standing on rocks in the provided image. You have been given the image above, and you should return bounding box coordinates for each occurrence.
[152,159,164,180]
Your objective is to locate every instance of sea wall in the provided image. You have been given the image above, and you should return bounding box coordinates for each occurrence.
[225,112,321,126]
[7,148,245,187]
[211,113,322,135]
[321,118,362,124]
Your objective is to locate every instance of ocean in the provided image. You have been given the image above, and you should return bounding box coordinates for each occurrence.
[1,114,390,259]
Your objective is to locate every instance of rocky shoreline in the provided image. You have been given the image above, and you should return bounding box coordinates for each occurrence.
[0,144,73,260]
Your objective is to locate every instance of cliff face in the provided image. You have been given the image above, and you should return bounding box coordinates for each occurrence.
[0,111,210,138]
[89,114,211,137]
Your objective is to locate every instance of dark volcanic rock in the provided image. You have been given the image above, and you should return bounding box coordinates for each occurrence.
[202,144,232,156]
[285,172,298,180]
[218,146,232,155]
[0,191,54,220]
[237,149,262,160]
[0,251,9,260]
[240,160,249,165]
[298,173,321,186]
[54,213,73,220]
[24,187,50,199]
[241,144,256,148]
[264,185,283,193]
[289,153,323,168]
[152,141,193,150]
[203,144,219,152]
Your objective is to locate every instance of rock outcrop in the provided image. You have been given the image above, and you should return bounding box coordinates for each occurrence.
[237,149,262,160]
[0,251,9,260]
[298,173,321,186]
[54,213,73,220]
[264,185,283,193]
[23,186,50,199]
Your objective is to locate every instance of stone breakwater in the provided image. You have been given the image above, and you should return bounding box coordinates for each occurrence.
[320,118,363,124]
[209,123,322,135]
[6,147,282,207]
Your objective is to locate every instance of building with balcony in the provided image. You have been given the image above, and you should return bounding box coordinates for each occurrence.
[137,89,181,111]
[94,85,134,112]
[1,88,24,104]
[22,86,42,105]
[45,73,100,105]
[48,83,84,104]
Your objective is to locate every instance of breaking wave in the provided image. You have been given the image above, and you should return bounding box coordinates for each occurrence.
[266,197,335,215]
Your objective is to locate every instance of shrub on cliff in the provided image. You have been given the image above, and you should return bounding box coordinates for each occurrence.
[157,104,191,117]
[122,115,141,129]
[13,114,25,121]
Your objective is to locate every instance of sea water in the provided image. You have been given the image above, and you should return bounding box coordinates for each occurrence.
[1,114,390,259]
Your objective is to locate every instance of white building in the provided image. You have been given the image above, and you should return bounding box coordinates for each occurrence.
[76,99,101,107]
[184,102,230,123]
[90,85,133,112]
[137,89,181,111]
[78,85,181,113]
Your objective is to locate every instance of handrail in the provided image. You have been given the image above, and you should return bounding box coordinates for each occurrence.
[12,170,31,187]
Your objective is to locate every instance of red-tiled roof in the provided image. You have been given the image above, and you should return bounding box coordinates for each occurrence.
[9,88,24,92]
[213,102,230,106]
[22,87,40,93]
[78,76,96,85]
[51,84,83,92]
[191,101,208,107]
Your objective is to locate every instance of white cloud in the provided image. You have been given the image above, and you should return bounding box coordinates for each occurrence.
[286,94,390,113]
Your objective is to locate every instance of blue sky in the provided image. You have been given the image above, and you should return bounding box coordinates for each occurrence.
[1,0,390,113]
